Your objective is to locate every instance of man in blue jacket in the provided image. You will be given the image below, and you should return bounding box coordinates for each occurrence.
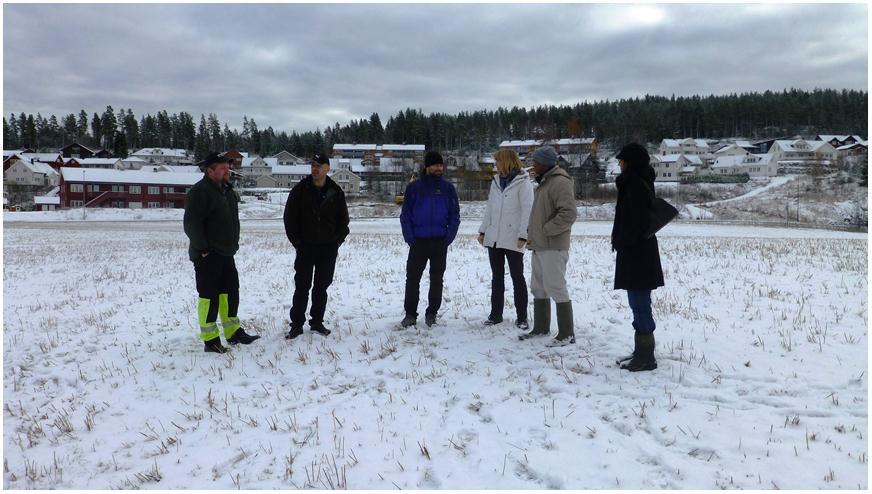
[400,151,461,327]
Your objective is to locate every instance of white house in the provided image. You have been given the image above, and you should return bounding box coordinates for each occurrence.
[240,157,278,179]
[130,148,192,165]
[75,158,124,169]
[658,138,709,156]
[271,150,305,165]
[767,139,837,167]
[269,164,313,188]
[329,158,366,174]
[711,154,776,177]
[329,168,361,195]
[650,154,683,181]
[713,143,753,157]
[4,158,59,186]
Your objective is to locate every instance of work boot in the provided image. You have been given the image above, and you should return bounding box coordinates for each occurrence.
[400,314,416,328]
[310,323,331,337]
[621,332,657,372]
[519,298,550,340]
[425,313,437,327]
[204,337,227,353]
[285,324,304,340]
[227,327,261,345]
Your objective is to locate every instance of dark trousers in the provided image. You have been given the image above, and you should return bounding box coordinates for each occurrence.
[403,238,448,317]
[487,247,528,321]
[290,244,339,327]
[195,254,239,323]
[627,289,655,333]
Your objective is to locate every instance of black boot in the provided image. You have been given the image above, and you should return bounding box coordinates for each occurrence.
[615,333,641,365]
[484,315,503,326]
[519,299,550,340]
[310,323,331,336]
[227,327,261,345]
[425,313,437,327]
[400,314,416,328]
[546,301,575,347]
[621,332,657,372]
[204,337,227,353]
[286,324,304,340]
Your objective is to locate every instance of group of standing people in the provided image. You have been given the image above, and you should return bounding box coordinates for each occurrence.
[183,143,664,372]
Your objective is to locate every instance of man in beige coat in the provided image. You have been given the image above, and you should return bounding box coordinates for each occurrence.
[519,146,578,345]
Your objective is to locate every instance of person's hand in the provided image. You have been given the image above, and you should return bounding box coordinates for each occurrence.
[517,239,526,250]
[477,233,484,246]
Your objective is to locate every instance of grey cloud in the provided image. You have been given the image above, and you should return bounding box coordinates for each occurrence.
[3,3,866,133]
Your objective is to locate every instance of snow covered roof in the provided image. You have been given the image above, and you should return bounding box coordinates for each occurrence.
[34,195,60,205]
[653,154,681,163]
[159,165,201,173]
[837,142,868,151]
[735,140,754,148]
[681,166,697,173]
[381,144,425,151]
[773,140,830,152]
[121,156,147,162]
[60,167,202,185]
[271,164,312,175]
[714,144,750,155]
[661,138,708,148]
[20,160,59,175]
[499,138,595,147]
[3,150,27,159]
[131,148,189,158]
[21,153,62,162]
[76,158,122,166]
[329,158,366,173]
[817,134,864,143]
[333,144,378,151]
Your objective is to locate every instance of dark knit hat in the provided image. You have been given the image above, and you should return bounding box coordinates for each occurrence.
[312,153,330,165]
[531,146,558,168]
[424,150,444,169]
[615,143,650,167]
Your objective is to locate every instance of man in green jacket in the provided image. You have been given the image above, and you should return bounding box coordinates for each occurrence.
[184,152,260,353]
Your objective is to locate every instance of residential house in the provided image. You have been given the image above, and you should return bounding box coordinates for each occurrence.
[329,168,361,195]
[272,150,306,165]
[658,138,709,156]
[34,187,61,211]
[240,157,278,180]
[60,142,110,159]
[4,158,60,186]
[650,154,682,182]
[59,167,201,208]
[710,154,776,177]
[75,158,124,169]
[130,148,192,165]
[767,139,838,168]
[816,135,865,148]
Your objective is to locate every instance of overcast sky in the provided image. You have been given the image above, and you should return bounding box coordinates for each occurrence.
[3,3,868,133]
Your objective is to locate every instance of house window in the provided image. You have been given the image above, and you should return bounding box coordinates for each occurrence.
[70,183,83,192]
[70,200,83,207]
[88,184,100,192]
[148,186,160,195]
[129,185,141,194]
[148,202,161,208]
[112,185,124,192]
[164,187,175,194]
[111,200,125,208]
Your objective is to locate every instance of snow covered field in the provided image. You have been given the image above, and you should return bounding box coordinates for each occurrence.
[3,217,868,489]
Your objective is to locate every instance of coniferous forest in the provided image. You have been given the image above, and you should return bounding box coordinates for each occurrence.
[3,88,867,159]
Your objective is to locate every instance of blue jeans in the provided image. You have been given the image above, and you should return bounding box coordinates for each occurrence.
[627,290,655,333]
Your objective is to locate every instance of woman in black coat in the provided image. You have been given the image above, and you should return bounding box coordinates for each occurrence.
[611,143,664,372]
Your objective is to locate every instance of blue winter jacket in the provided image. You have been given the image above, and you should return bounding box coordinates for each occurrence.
[400,174,461,245]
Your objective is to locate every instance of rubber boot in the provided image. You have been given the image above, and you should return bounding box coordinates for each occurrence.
[547,301,575,346]
[519,298,550,340]
[621,332,657,372]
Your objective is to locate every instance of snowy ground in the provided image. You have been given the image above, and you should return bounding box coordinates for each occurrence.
[2,217,868,489]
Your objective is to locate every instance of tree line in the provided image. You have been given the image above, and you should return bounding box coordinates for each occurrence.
[3,88,866,159]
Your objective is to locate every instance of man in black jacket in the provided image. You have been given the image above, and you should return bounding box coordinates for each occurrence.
[283,153,350,339]
[184,152,260,353]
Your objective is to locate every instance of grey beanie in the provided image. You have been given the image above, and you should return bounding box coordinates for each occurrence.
[532,146,558,168]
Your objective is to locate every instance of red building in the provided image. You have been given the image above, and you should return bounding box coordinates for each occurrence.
[59,167,201,208]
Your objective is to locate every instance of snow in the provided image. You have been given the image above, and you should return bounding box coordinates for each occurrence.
[2,211,867,489]
[59,167,202,186]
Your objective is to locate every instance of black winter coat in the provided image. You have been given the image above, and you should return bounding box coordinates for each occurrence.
[611,163,664,290]
[183,177,240,262]
[283,176,350,248]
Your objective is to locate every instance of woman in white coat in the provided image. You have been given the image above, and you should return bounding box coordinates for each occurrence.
[478,149,535,329]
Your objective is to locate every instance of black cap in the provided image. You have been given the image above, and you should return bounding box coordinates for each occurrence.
[197,152,230,172]
[615,143,650,167]
[312,153,330,165]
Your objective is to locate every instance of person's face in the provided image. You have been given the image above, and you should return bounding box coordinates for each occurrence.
[311,161,329,181]
[618,159,627,172]
[532,161,547,177]
[206,162,231,183]
[426,163,444,177]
